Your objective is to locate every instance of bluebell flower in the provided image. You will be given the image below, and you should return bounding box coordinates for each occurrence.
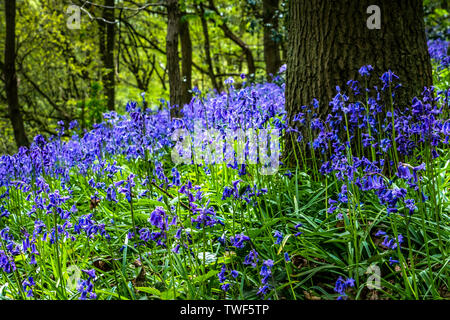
[22,276,35,297]
[106,185,118,202]
[359,65,373,77]
[327,199,338,214]
[375,230,387,237]
[139,228,151,242]
[273,230,283,245]
[284,170,293,179]
[257,285,270,297]
[338,184,348,203]
[172,244,181,254]
[404,199,417,215]
[0,250,16,273]
[243,249,259,268]
[260,259,274,285]
[380,70,399,91]
[221,283,231,292]
[149,207,166,230]
[171,167,181,186]
[230,233,250,249]
[218,264,227,283]
[334,276,355,300]
[82,269,96,280]
[284,252,290,262]
[381,233,403,250]
[389,257,399,266]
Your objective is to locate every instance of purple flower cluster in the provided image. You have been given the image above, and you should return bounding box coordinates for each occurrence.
[243,249,259,268]
[230,233,251,249]
[428,39,450,70]
[218,264,239,292]
[375,230,404,250]
[22,276,36,297]
[334,276,355,300]
[273,230,283,244]
[0,249,16,273]
[145,206,168,247]
[257,259,274,297]
[77,269,97,300]
[0,40,446,299]
[290,67,449,220]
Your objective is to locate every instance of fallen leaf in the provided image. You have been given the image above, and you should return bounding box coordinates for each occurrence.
[292,255,308,269]
[132,266,146,288]
[133,259,142,267]
[89,198,100,210]
[303,291,321,300]
[93,256,113,272]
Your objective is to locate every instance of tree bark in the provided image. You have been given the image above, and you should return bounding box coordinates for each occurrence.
[103,0,116,111]
[263,0,281,78]
[286,0,433,123]
[179,14,193,105]
[198,3,221,92]
[167,0,183,118]
[4,0,29,148]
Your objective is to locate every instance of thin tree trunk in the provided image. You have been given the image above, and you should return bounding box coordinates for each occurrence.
[263,0,281,78]
[167,0,183,118]
[198,3,220,92]
[99,17,106,64]
[103,0,116,111]
[179,14,193,105]
[4,0,29,148]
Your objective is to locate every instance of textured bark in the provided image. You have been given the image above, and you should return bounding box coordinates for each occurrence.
[103,0,116,111]
[167,0,182,118]
[286,0,433,122]
[263,0,282,78]
[4,0,29,148]
[179,15,193,105]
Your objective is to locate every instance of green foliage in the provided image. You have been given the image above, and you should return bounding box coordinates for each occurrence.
[0,0,448,301]
[87,82,107,127]
[1,0,284,153]
[424,0,449,39]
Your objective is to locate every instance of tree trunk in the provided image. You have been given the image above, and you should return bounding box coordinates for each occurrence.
[179,14,193,105]
[286,0,433,162]
[4,0,29,148]
[263,0,281,78]
[198,3,221,92]
[167,0,183,118]
[103,0,116,111]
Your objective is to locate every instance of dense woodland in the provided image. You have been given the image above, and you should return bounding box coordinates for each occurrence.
[0,0,290,153]
[0,1,448,152]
